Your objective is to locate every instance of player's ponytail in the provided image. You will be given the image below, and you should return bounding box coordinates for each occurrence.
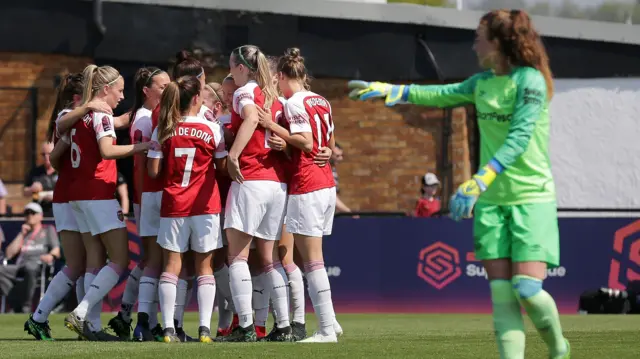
[81,64,121,104]
[481,9,554,99]
[158,76,201,144]
[47,72,84,142]
[131,66,164,118]
[233,45,278,108]
[255,52,278,108]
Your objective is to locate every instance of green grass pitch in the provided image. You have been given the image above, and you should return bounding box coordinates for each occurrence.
[0,313,638,358]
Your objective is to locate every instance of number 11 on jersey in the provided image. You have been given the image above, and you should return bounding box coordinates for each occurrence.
[175,147,196,187]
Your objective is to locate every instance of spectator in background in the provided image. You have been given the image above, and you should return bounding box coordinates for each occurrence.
[331,143,355,214]
[116,172,130,216]
[0,203,59,313]
[0,179,7,216]
[23,142,57,217]
[413,172,442,218]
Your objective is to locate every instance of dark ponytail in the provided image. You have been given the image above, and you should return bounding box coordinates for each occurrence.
[130,66,164,118]
[47,72,84,141]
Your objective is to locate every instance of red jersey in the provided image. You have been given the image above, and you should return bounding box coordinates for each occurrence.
[231,81,286,183]
[67,111,118,201]
[215,113,233,207]
[285,91,335,195]
[148,116,228,217]
[413,197,441,218]
[275,97,294,185]
[52,109,73,204]
[130,107,158,201]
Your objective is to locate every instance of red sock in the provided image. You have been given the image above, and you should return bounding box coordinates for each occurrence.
[231,314,239,329]
[256,325,266,338]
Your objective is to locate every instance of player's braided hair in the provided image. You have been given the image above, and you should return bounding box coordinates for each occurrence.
[481,9,554,99]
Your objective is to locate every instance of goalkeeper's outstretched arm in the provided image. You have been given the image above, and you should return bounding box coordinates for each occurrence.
[348,72,489,108]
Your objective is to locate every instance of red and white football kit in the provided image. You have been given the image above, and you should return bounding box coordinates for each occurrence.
[148,116,228,253]
[68,111,125,236]
[284,91,336,237]
[129,107,153,233]
[52,109,80,232]
[223,81,288,241]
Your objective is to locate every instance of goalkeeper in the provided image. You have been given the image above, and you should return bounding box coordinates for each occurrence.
[349,9,569,359]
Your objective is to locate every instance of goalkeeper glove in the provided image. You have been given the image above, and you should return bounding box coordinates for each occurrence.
[347,80,409,107]
[449,159,503,222]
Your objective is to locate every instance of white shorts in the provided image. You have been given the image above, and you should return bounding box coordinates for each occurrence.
[139,191,162,237]
[133,203,141,235]
[158,214,223,253]
[224,181,287,241]
[70,199,126,236]
[53,203,79,232]
[286,187,336,237]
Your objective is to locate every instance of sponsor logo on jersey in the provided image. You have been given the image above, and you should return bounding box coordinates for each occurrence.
[102,116,112,132]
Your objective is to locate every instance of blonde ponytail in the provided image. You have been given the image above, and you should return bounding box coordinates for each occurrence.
[81,64,98,105]
[255,52,278,109]
[80,64,121,105]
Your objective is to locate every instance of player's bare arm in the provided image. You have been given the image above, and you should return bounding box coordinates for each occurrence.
[147,157,161,179]
[98,136,150,160]
[49,137,70,171]
[56,100,113,134]
[114,111,132,129]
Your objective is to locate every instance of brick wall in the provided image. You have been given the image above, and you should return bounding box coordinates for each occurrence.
[0,53,476,214]
[0,53,91,211]
[311,79,473,213]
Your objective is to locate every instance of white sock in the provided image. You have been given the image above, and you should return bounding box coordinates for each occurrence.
[159,272,178,330]
[119,265,142,322]
[213,264,235,312]
[252,273,270,328]
[83,271,102,331]
[306,267,335,336]
[197,275,216,329]
[138,276,159,318]
[75,275,85,304]
[33,269,74,322]
[174,279,188,328]
[217,293,233,330]
[229,260,253,328]
[76,265,122,319]
[287,267,306,324]
[267,265,290,328]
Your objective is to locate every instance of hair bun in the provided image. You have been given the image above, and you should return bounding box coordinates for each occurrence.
[285,47,303,63]
[175,50,193,64]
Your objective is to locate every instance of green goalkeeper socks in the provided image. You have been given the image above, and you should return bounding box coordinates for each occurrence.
[490,280,525,359]
[512,275,568,358]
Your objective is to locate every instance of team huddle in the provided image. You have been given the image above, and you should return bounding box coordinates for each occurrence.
[23,45,342,343]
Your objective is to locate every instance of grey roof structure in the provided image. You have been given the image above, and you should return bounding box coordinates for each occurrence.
[96,0,640,45]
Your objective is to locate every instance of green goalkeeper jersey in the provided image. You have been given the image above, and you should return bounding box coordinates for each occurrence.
[407,66,555,205]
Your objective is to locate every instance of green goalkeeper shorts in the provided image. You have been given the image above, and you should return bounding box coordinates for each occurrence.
[473,201,560,267]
